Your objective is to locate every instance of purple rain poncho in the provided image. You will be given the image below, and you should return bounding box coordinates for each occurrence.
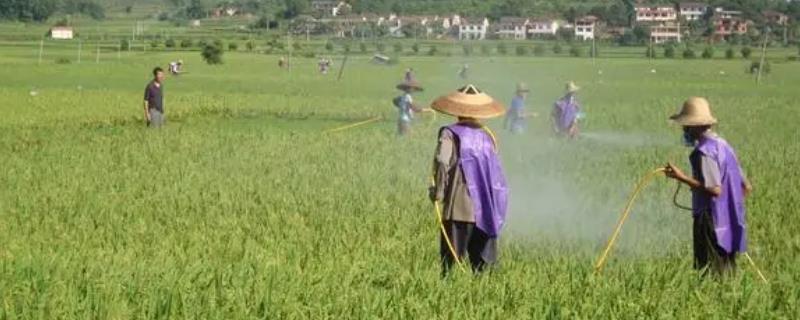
[553,95,580,133]
[690,135,747,254]
[446,123,509,238]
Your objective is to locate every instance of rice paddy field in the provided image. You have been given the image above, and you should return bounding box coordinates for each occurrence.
[1,39,800,319]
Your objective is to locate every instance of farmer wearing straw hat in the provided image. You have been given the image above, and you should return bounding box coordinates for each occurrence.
[664,97,752,277]
[504,83,532,134]
[552,81,581,138]
[393,80,423,136]
[429,85,509,275]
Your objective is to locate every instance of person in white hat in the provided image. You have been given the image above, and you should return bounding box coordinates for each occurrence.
[504,83,532,134]
[429,85,509,276]
[552,81,581,138]
[664,97,752,277]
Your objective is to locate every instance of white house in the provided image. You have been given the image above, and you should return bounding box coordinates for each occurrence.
[50,27,74,40]
[459,17,489,40]
[528,19,561,37]
[679,2,708,21]
[714,8,742,20]
[574,16,598,41]
[635,5,678,22]
[495,17,529,40]
[650,24,682,43]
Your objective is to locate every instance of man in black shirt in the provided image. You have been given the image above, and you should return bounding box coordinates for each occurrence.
[144,67,166,127]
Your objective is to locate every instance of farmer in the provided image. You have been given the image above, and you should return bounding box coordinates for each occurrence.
[169,60,184,75]
[504,83,532,134]
[404,68,414,83]
[393,80,423,136]
[552,81,581,138]
[278,56,287,69]
[664,97,752,277]
[144,67,166,128]
[458,64,469,80]
[429,84,509,275]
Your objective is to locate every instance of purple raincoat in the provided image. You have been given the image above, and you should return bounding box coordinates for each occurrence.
[690,135,747,254]
[446,123,509,238]
[553,95,579,133]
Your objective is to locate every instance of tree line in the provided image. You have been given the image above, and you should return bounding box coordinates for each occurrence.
[0,0,104,22]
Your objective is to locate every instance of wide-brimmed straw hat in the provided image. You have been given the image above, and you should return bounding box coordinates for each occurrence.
[431,84,506,119]
[565,81,580,93]
[670,97,718,126]
[397,81,424,92]
[516,82,530,93]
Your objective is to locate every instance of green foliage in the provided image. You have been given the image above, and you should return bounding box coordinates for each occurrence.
[427,44,437,56]
[646,46,657,58]
[462,44,473,56]
[701,47,714,59]
[480,44,491,55]
[750,60,771,74]
[683,47,696,59]
[228,42,238,51]
[515,45,528,56]
[411,43,420,54]
[376,42,386,53]
[359,42,367,53]
[342,42,351,53]
[119,39,129,51]
[325,41,334,52]
[54,57,71,64]
[246,40,255,52]
[150,39,160,49]
[553,43,563,54]
[180,39,193,49]
[201,42,224,65]
[725,47,735,59]
[497,42,507,55]
[0,0,59,22]
[393,42,403,54]
[741,46,753,59]
[569,46,583,57]
[533,44,546,56]
[165,39,176,49]
[61,0,105,20]
[664,45,676,58]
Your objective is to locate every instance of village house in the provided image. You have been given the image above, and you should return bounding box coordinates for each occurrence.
[714,8,742,20]
[494,17,529,40]
[574,16,599,41]
[678,2,708,21]
[650,23,682,43]
[50,26,74,40]
[459,17,490,40]
[763,11,790,26]
[635,4,678,23]
[331,2,351,17]
[713,16,749,41]
[528,19,561,37]
[311,0,338,16]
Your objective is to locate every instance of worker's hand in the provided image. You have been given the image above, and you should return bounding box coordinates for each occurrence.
[743,181,753,198]
[664,162,687,181]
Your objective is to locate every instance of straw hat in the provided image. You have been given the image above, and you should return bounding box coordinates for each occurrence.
[397,80,424,92]
[565,81,580,93]
[516,82,530,93]
[670,97,718,126]
[431,84,506,119]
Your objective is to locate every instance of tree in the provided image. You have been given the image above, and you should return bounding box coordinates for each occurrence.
[553,42,563,54]
[359,42,367,53]
[201,42,224,64]
[741,46,752,59]
[427,45,437,56]
[515,45,529,56]
[646,46,657,58]
[683,47,696,59]
[497,42,508,55]
[393,42,403,54]
[664,45,676,58]
[462,43,473,56]
[184,0,207,19]
[165,39,176,49]
[282,0,307,19]
[533,44,546,56]
[0,0,59,22]
[569,45,583,57]
[411,43,419,54]
[228,42,238,51]
[246,40,255,51]
[725,47,735,59]
[701,46,714,59]
[325,41,334,52]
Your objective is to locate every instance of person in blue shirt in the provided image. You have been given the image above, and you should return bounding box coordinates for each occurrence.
[393,81,423,136]
[504,83,532,134]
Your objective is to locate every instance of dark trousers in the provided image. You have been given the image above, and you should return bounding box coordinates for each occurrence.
[693,211,737,277]
[440,221,497,276]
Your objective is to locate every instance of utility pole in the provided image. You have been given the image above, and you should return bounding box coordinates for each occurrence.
[77,39,82,63]
[756,27,770,85]
[38,38,44,65]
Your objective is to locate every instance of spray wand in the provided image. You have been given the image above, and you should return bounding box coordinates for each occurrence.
[594,167,768,284]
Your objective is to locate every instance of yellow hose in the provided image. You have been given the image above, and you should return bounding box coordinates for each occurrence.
[594,168,666,274]
[323,116,382,134]
[429,176,466,272]
[744,252,769,284]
